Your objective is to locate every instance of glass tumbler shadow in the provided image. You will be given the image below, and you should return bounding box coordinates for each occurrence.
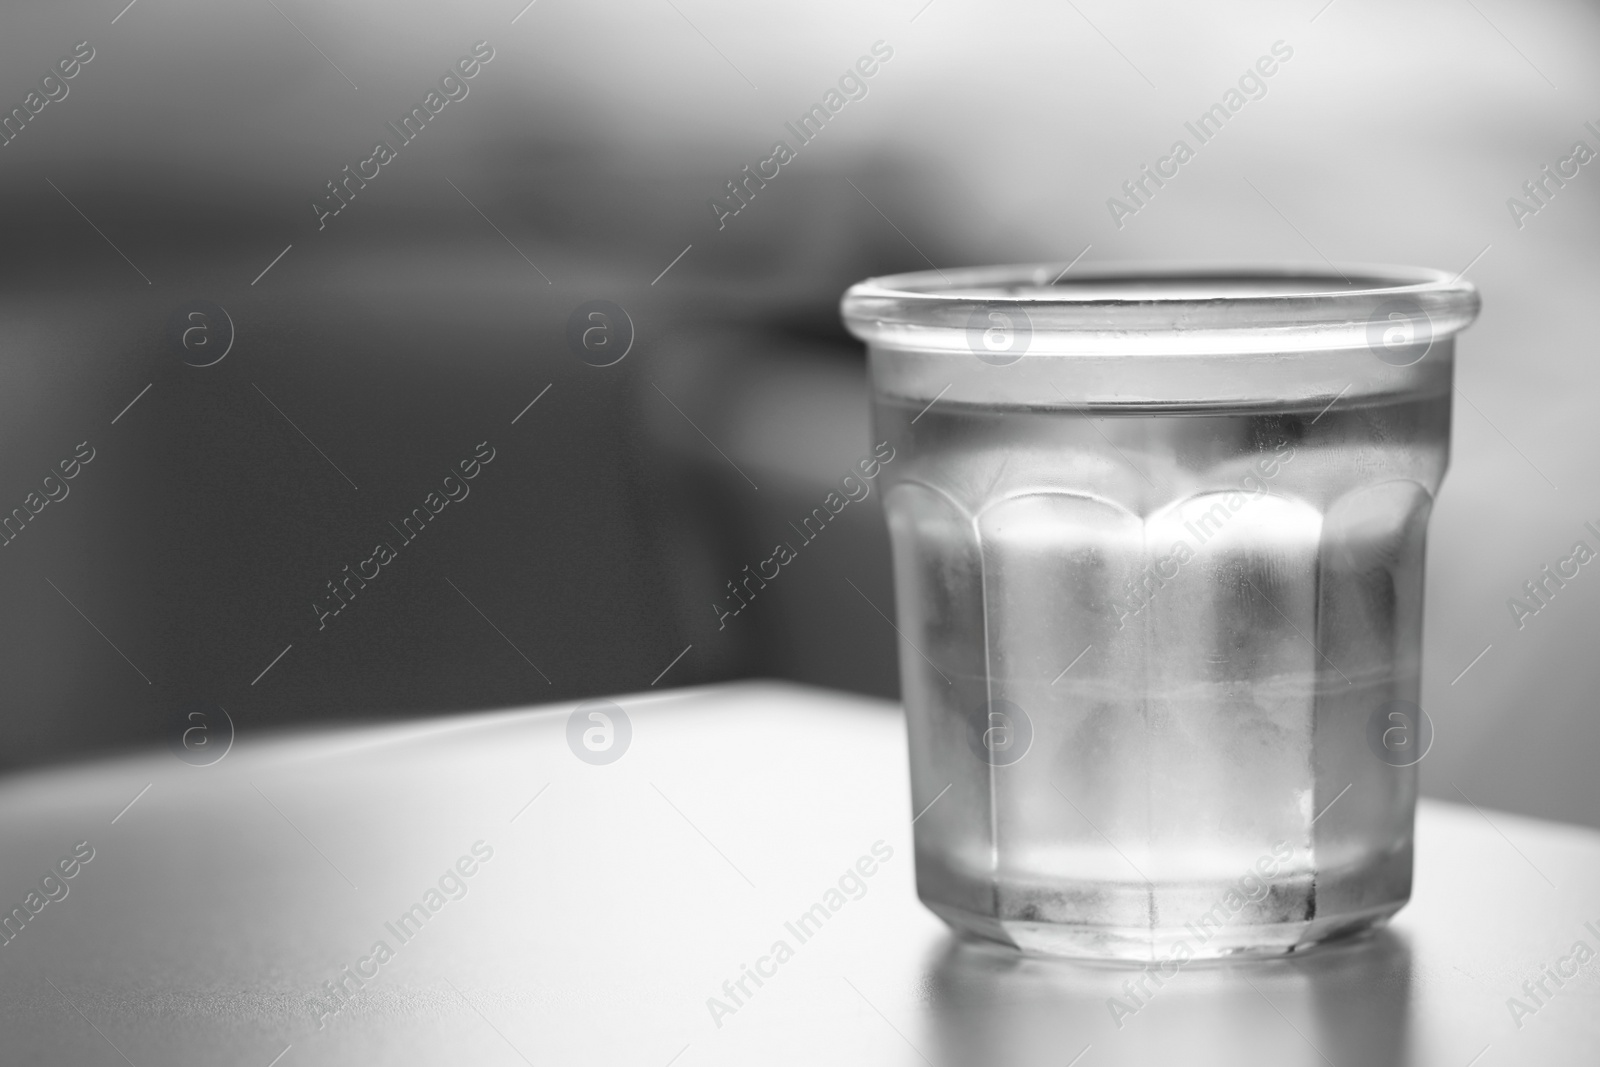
[841,264,1480,960]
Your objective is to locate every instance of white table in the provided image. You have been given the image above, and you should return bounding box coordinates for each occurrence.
[1,682,1596,1065]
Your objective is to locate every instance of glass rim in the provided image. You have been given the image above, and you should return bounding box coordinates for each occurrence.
[840,261,1481,355]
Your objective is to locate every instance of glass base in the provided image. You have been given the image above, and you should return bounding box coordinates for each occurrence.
[924,898,1404,961]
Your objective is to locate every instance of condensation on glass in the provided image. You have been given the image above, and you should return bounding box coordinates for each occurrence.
[842,264,1480,960]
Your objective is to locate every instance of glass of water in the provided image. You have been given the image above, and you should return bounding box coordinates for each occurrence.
[841,264,1479,960]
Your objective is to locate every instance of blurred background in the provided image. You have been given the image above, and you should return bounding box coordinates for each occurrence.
[0,0,1594,829]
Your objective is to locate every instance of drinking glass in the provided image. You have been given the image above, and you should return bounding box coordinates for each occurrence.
[841,264,1479,960]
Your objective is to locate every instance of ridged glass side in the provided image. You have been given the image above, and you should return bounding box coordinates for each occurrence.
[880,383,1445,959]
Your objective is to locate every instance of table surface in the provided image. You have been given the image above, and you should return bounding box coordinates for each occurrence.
[0,682,1596,1066]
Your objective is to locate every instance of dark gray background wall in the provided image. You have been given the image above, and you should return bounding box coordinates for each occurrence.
[0,0,1594,830]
